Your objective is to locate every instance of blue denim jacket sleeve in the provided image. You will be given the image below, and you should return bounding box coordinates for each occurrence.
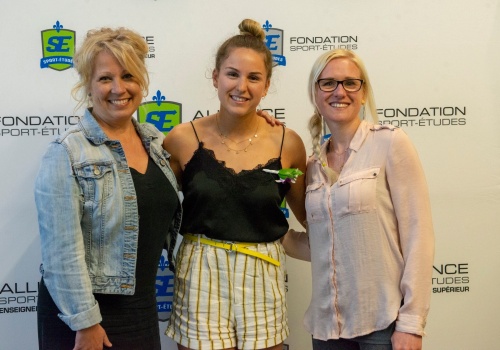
[35,141,102,331]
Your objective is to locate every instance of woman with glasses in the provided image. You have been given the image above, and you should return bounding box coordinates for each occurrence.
[285,49,434,350]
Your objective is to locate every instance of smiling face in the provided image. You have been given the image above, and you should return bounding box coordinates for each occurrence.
[213,47,270,118]
[315,58,365,129]
[89,50,143,128]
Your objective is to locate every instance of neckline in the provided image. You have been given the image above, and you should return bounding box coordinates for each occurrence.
[192,142,281,176]
[130,157,150,176]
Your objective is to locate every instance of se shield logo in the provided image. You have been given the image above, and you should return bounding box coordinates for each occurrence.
[156,254,175,321]
[40,21,75,71]
[137,90,182,135]
[262,20,286,67]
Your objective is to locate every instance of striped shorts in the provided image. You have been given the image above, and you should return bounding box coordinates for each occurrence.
[165,236,289,349]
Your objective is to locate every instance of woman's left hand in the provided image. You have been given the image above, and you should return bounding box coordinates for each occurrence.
[391,331,422,350]
[257,109,284,126]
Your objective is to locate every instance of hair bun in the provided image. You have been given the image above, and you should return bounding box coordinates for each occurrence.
[238,19,265,41]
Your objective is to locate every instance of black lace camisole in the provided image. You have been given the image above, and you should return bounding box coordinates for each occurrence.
[180,122,291,242]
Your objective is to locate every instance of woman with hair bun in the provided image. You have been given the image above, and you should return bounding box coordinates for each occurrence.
[164,19,307,350]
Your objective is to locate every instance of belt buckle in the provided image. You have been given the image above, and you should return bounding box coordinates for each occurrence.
[225,241,236,253]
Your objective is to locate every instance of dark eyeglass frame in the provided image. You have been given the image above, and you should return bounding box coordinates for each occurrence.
[316,78,364,92]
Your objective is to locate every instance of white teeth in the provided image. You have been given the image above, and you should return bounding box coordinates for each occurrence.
[110,99,129,105]
[330,103,348,108]
[231,95,247,102]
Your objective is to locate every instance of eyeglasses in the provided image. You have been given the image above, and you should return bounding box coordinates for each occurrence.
[316,78,364,92]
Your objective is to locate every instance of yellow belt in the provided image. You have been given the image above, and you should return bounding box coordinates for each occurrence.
[183,234,280,266]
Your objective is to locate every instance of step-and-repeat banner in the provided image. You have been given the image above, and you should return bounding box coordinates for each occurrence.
[1,1,499,349]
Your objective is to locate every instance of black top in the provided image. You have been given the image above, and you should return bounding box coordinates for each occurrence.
[131,157,178,297]
[95,157,178,308]
[180,122,290,242]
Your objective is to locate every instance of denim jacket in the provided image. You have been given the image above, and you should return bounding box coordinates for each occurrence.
[34,109,182,331]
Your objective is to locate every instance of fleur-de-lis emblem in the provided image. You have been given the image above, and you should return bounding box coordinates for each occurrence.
[158,255,169,271]
[52,21,64,33]
[262,20,273,32]
[152,90,166,106]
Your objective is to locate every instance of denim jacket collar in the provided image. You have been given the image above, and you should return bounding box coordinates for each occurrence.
[79,108,159,147]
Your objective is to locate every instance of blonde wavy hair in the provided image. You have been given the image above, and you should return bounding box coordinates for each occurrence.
[307,49,378,160]
[71,27,149,111]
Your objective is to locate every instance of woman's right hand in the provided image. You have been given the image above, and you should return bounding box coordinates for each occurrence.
[257,109,284,126]
[74,324,112,350]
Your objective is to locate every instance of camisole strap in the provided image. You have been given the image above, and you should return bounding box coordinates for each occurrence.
[189,121,200,143]
[279,125,285,157]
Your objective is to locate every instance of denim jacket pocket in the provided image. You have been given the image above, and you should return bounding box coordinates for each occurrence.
[74,161,114,203]
[335,167,380,217]
[306,181,329,224]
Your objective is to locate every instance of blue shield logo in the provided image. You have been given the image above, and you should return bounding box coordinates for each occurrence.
[262,20,286,67]
[138,90,182,134]
[155,253,175,321]
[40,21,75,71]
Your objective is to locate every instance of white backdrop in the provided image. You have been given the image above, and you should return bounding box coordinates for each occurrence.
[1,1,499,349]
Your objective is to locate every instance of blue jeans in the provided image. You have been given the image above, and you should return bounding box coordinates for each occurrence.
[312,322,394,350]
[313,338,392,350]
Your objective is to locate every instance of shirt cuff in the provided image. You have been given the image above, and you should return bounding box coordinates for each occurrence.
[395,313,427,336]
[58,301,102,331]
